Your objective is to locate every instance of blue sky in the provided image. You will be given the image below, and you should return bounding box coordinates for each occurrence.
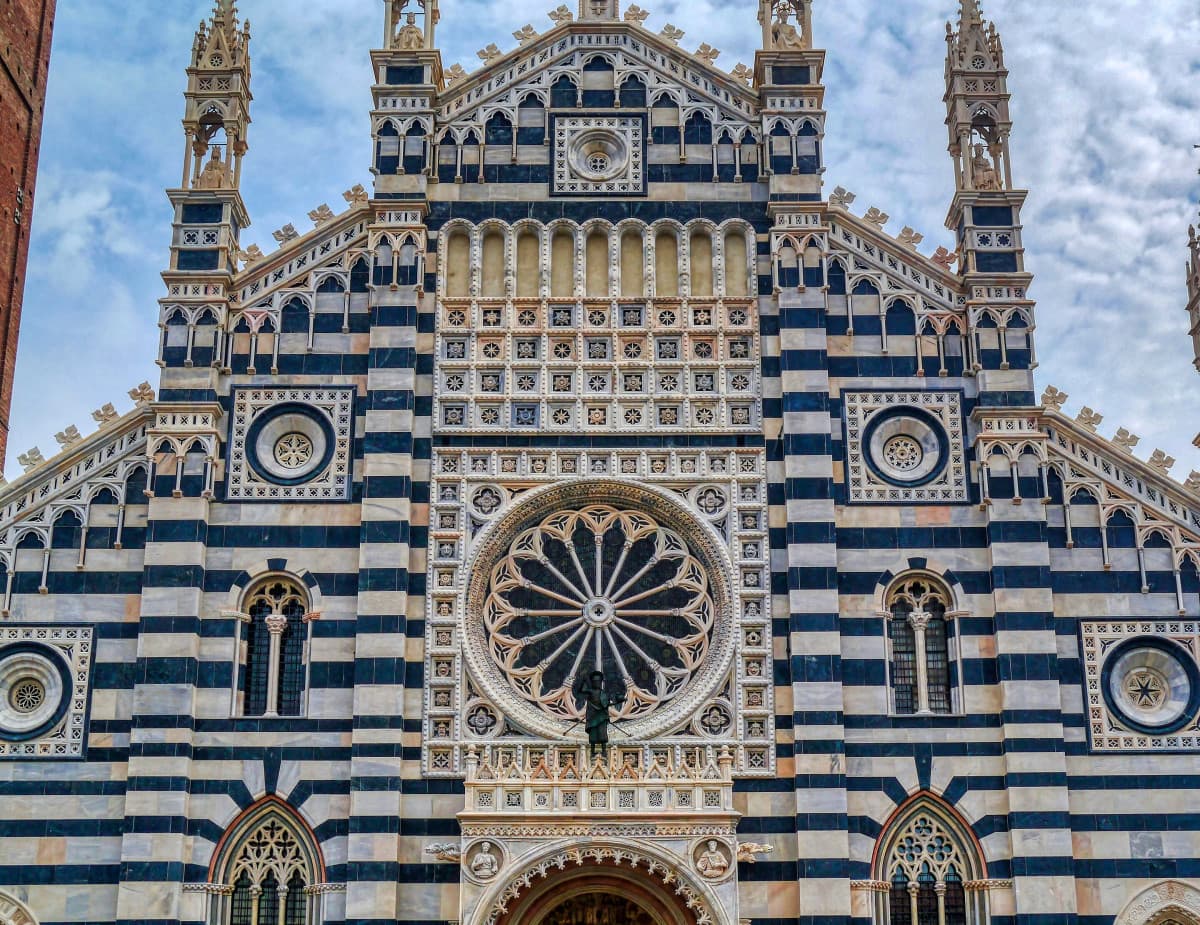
[10,0,1200,479]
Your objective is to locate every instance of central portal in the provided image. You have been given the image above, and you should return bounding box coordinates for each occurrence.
[496,867,696,925]
[540,894,657,925]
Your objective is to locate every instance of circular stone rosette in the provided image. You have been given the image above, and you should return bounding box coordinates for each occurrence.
[0,644,72,741]
[863,407,949,487]
[567,129,629,183]
[245,403,337,486]
[1101,637,1200,736]
[463,480,735,742]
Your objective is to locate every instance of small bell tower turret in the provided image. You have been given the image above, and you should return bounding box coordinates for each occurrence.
[944,0,1036,405]
[158,0,253,395]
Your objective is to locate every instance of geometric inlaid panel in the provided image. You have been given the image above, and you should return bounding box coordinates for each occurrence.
[0,625,92,759]
[1082,620,1200,752]
[227,387,354,501]
[843,390,968,504]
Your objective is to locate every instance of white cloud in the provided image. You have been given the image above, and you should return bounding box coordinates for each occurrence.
[9,0,1200,482]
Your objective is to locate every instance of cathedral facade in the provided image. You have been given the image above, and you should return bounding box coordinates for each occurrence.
[1,2,1199,924]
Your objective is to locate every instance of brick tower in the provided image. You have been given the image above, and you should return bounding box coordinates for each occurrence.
[0,0,55,466]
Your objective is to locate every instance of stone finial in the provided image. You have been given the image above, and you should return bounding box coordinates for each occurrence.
[477,43,502,63]
[18,448,44,472]
[445,63,468,85]
[862,207,889,228]
[695,43,721,64]
[1041,385,1068,411]
[731,63,754,85]
[513,24,539,44]
[548,4,574,24]
[237,244,265,267]
[54,426,82,448]
[91,403,119,425]
[932,246,958,270]
[660,24,685,44]
[828,186,856,209]
[897,227,924,250]
[343,184,369,205]
[308,204,336,227]
[1112,428,1140,453]
[129,382,156,405]
[426,843,462,863]
[272,224,299,244]
[1075,407,1103,432]
[1148,449,1176,474]
[1187,471,1200,493]
[624,5,650,23]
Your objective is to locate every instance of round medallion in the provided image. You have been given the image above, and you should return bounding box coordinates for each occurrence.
[863,409,948,486]
[567,130,629,182]
[1102,638,1200,735]
[9,679,45,714]
[465,482,734,741]
[273,433,314,470]
[0,645,71,741]
[245,403,336,486]
[883,435,924,472]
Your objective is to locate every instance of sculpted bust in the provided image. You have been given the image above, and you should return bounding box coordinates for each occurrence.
[470,841,499,880]
[696,840,730,879]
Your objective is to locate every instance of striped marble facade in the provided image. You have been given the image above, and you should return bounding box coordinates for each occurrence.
[0,3,1197,925]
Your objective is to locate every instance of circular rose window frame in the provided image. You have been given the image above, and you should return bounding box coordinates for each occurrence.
[462,480,736,742]
[567,129,629,183]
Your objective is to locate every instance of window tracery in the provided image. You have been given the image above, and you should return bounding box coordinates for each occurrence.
[241,579,309,717]
[482,504,715,722]
[886,575,956,715]
[877,803,985,925]
[216,811,320,925]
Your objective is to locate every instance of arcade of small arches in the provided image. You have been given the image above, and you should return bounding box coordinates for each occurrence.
[774,244,1036,380]
[438,219,756,303]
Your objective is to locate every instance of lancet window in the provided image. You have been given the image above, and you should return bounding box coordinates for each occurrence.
[875,800,987,925]
[886,575,957,715]
[240,579,309,717]
[211,805,324,925]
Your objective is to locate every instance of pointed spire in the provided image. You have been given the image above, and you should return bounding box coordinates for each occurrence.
[957,0,983,28]
[578,0,619,20]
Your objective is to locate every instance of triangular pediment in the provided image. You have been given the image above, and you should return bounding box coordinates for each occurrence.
[437,21,758,130]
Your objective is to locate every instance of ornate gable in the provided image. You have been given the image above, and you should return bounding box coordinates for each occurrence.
[434,21,759,133]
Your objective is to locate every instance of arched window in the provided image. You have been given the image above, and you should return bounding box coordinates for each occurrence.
[213,803,324,925]
[241,579,309,717]
[886,575,956,715]
[876,799,986,925]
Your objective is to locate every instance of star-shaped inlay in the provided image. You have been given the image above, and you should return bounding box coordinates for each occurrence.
[1126,670,1166,709]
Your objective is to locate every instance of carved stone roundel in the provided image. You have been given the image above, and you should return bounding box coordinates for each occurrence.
[464,481,735,741]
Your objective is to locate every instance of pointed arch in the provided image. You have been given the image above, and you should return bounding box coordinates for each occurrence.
[209,797,325,925]
[873,793,987,925]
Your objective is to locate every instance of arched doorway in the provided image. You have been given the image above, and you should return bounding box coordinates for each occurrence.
[496,867,697,925]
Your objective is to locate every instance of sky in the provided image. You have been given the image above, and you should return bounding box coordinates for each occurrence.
[9,0,1200,480]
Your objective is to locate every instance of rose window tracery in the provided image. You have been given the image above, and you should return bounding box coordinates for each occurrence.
[481,504,717,723]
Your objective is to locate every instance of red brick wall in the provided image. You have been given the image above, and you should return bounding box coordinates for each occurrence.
[0,0,55,466]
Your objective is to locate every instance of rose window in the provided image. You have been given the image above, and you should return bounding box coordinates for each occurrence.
[883,435,923,472]
[480,505,716,723]
[274,434,314,470]
[9,679,45,714]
